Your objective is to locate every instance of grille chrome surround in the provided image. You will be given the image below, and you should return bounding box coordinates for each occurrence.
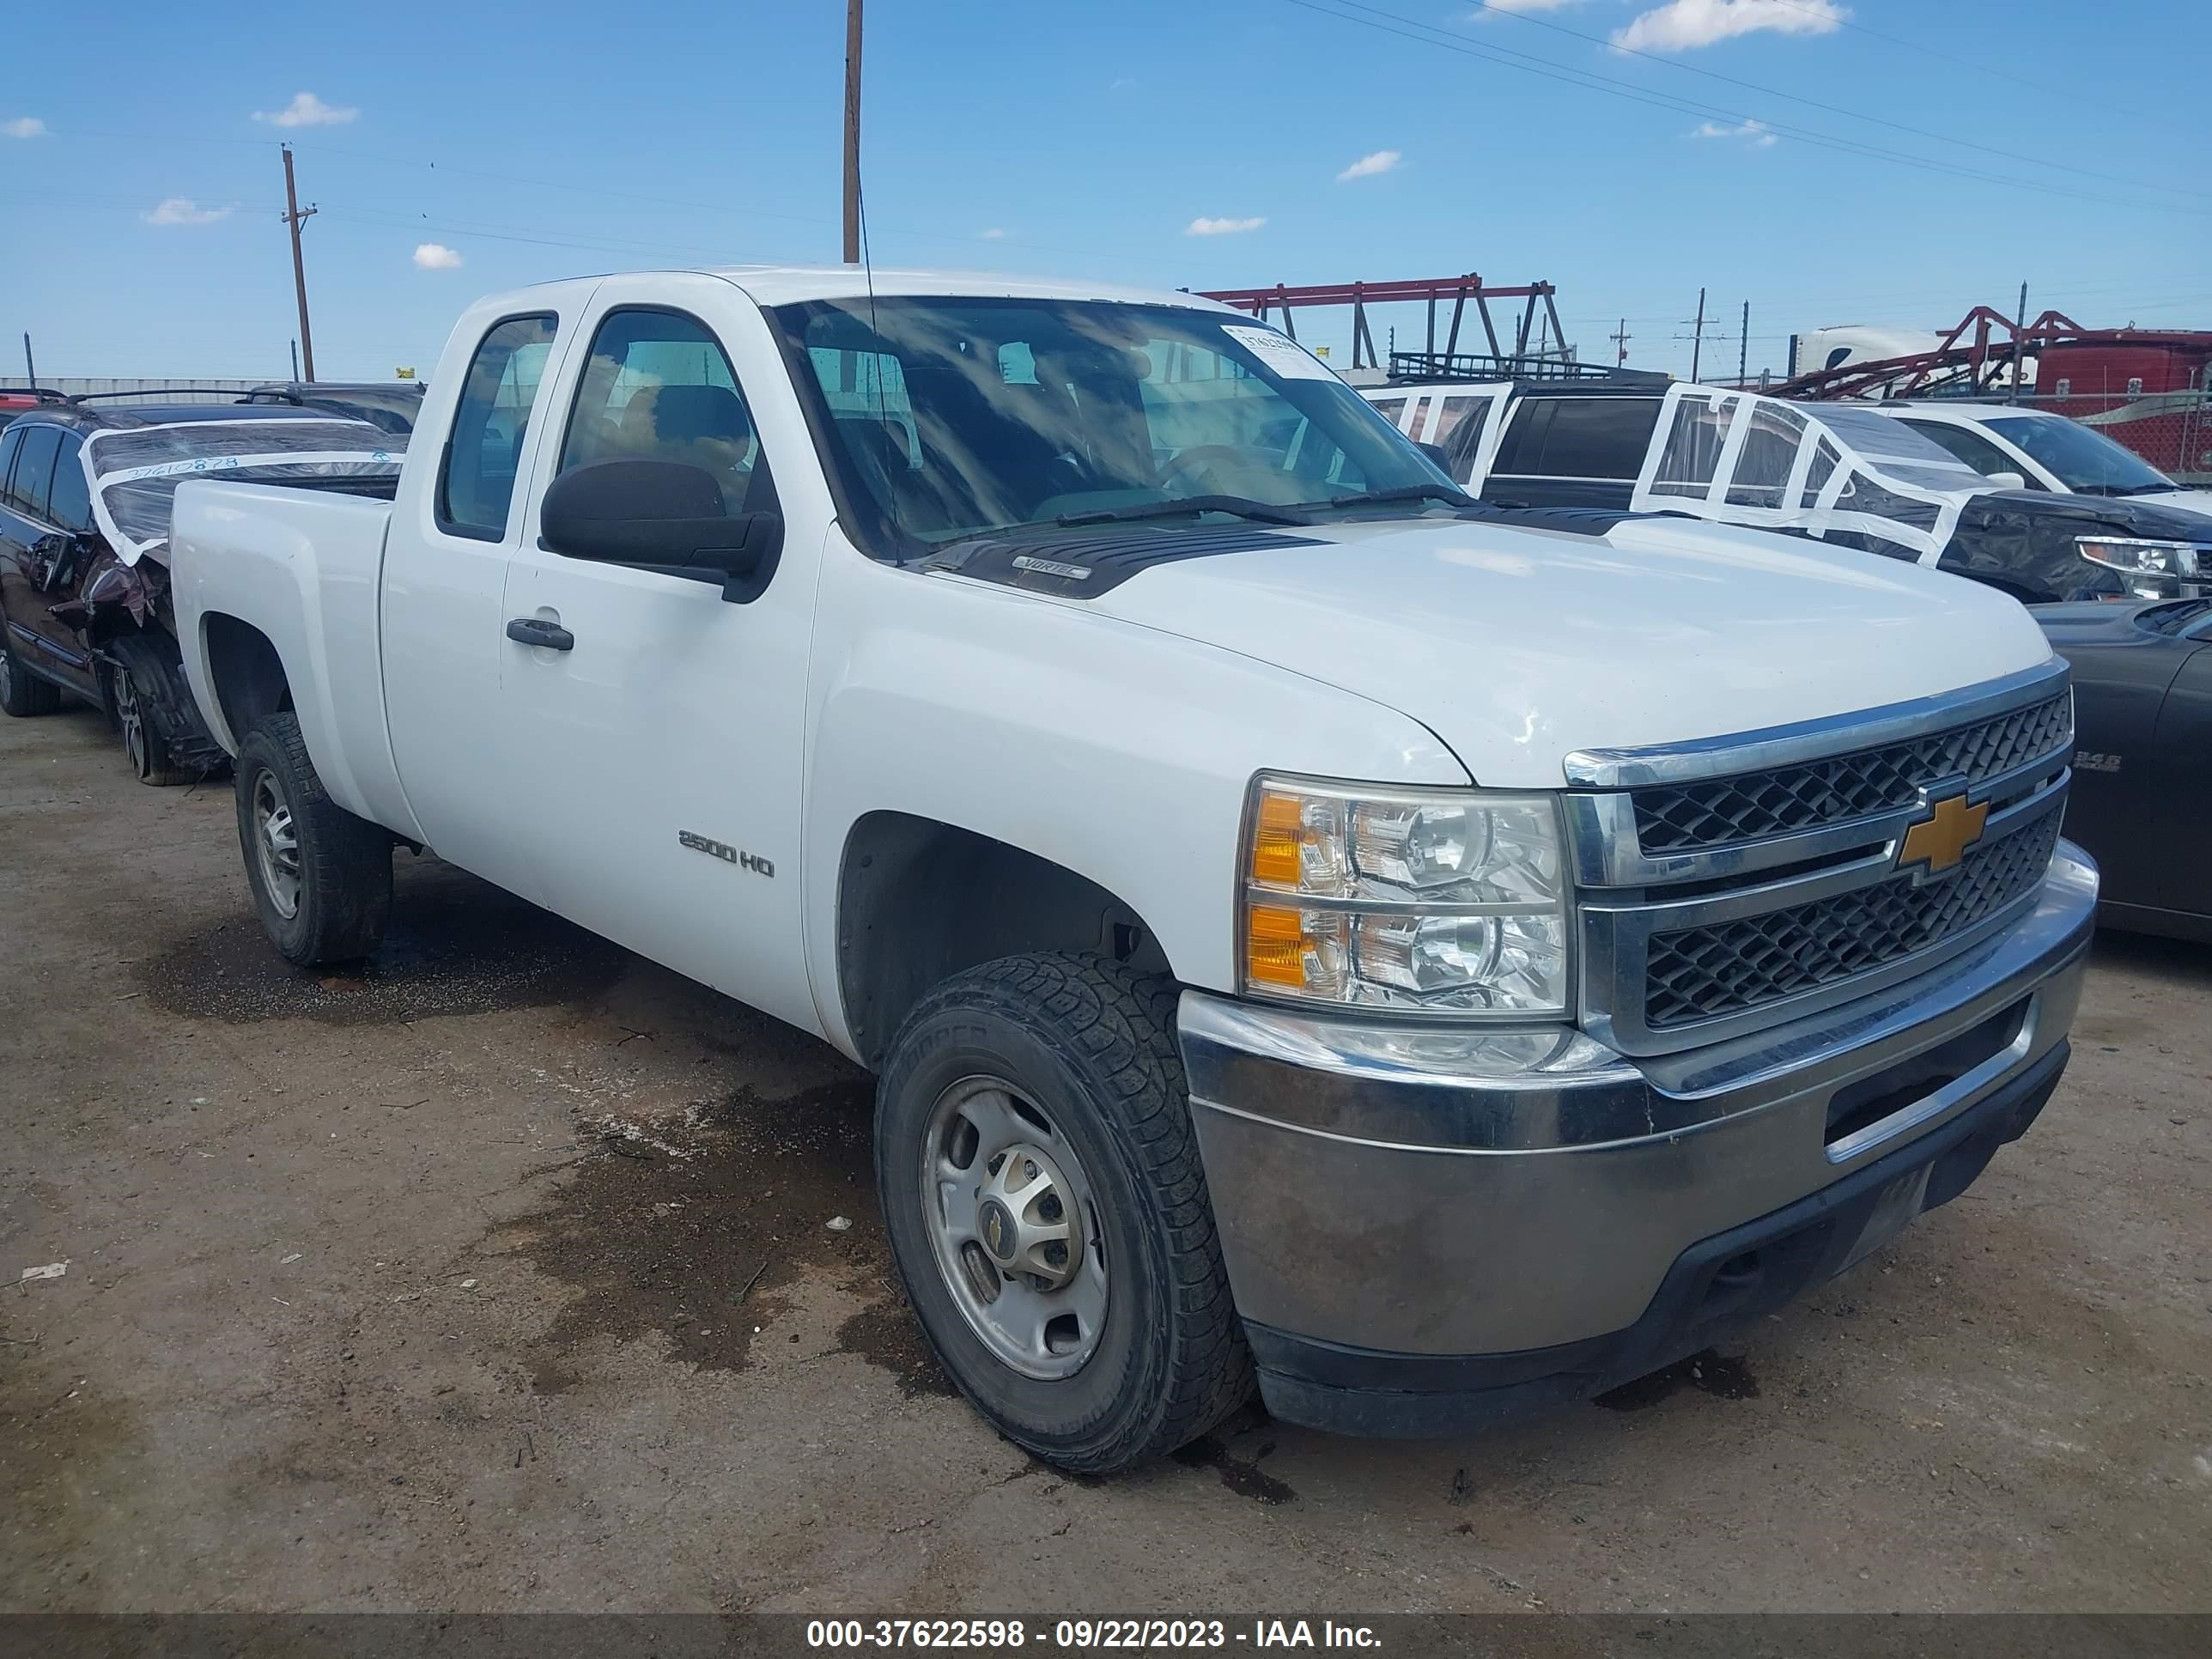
[1569,660,2075,1057]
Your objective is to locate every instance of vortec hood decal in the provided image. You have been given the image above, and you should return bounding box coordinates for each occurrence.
[918,526,1324,598]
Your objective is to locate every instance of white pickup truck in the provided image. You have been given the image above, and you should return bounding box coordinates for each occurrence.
[173,267,2096,1471]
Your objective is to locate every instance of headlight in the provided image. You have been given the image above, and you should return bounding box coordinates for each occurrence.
[1240,776,1570,1017]
[2075,537,2209,580]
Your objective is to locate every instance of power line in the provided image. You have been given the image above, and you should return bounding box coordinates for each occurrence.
[1279,0,2211,219]
[1458,0,2207,204]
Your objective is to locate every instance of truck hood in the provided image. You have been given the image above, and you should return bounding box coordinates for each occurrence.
[1088,514,2055,788]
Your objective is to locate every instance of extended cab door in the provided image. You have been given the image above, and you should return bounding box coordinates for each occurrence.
[492,275,820,1033]
[381,301,579,903]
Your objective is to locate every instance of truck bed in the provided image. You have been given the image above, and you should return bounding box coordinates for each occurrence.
[170,479,425,842]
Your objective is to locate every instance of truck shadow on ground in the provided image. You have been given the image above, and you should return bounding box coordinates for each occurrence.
[137,857,629,1024]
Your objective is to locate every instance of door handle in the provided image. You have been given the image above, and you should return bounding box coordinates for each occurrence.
[506,617,574,652]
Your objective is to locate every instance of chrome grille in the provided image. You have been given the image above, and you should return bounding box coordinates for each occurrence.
[1632,693,2072,853]
[1568,662,2076,1057]
[1643,808,2063,1030]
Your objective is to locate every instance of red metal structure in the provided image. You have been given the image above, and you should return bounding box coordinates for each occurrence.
[1774,307,2212,482]
[1194,275,1566,374]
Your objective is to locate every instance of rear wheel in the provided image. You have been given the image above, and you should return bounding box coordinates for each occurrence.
[234,712,392,965]
[875,953,1252,1473]
[0,631,64,718]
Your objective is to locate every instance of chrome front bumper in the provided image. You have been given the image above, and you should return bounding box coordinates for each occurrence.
[1180,842,2096,1426]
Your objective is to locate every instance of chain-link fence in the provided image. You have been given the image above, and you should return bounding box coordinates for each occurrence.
[2009,385,2212,484]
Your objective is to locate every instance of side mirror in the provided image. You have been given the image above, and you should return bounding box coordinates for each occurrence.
[1416,441,1452,471]
[1988,470,2028,491]
[539,459,781,590]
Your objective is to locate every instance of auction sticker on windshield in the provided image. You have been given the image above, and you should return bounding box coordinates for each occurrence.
[1222,325,1337,382]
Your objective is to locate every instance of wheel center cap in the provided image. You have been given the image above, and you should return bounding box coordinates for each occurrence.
[976,1196,1018,1263]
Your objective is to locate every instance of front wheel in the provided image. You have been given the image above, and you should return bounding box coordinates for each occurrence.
[110,653,194,786]
[234,713,392,965]
[875,953,1252,1472]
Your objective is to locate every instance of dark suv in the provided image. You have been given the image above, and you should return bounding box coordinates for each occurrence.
[0,400,401,782]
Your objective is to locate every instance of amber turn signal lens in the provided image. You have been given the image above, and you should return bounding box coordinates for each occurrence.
[1250,791,1304,887]
[1244,902,1308,988]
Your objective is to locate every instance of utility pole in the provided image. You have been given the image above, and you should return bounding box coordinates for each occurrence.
[1738,301,1750,386]
[21,332,33,388]
[291,339,301,381]
[1686,287,1708,382]
[1609,319,1631,366]
[2009,279,2028,404]
[842,0,865,264]
[281,145,318,382]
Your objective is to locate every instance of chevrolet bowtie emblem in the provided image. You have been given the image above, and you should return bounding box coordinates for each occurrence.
[1899,792,1990,876]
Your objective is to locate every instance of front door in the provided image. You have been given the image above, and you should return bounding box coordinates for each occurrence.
[494,276,818,1032]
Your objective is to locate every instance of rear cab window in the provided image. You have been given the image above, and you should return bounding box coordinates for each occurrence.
[439,314,558,540]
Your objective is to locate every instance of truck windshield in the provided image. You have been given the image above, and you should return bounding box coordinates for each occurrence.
[771,296,1454,557]
[1982,413,2174,496]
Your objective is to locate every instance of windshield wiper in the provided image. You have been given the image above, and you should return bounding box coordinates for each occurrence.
[1297,483,1479,513]
[1055,495,1314,528]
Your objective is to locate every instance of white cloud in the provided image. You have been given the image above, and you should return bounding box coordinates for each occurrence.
[977,227,1010,240]
[143,198,231,226]
[1336,149,1401,181]
[1615,0,1846,52]
[3,116,47,139]
[412,242,465,270]
[1690,117,1778,146]
[1186,216,1267,236]
[253,91,358,128]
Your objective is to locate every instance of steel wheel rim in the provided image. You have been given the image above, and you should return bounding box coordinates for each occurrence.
[253,770,303,920]
[115,671,148,775]
[920,1074,1109,1381]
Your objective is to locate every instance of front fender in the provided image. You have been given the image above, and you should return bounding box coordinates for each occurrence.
[802,558,1468,1055]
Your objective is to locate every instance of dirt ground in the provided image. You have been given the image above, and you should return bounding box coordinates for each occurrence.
[2,702,2207,1616]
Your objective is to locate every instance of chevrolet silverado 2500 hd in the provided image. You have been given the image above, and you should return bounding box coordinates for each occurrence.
[171,268,2096,1471]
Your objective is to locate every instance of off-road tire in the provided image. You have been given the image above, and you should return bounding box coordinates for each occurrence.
[234,712,392,965]
[0,622,64,717]
[875,952,1253,1473]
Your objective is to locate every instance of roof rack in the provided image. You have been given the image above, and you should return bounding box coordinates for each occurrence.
[1386,352,1664,386]
[0,386,74,404]
[67,387,270,404]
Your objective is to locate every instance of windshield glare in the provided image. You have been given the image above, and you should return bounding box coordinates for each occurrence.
[773,297,1452,554]
[1984,413,2172,494]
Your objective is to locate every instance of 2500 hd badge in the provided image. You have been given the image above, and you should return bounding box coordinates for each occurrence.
[679,830,774,876]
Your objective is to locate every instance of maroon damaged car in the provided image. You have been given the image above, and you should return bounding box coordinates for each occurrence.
[0,399,400,781]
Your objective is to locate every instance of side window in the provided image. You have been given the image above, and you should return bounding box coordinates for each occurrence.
[1725,402,1808,507]
[1651,395,1738,498]
[1490,401,1549,475]
[1365,395,1407,429]
[439,313,557,540]
[47,434,93,532]
[5,424,62,520]
[1534,398,1661,481]
[1900,420,2024,482]
[1428,397,1493,484]
[0,427,22,507]
[559,309,774,514]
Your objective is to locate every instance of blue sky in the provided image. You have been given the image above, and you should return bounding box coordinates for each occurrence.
[4,0,2207,382]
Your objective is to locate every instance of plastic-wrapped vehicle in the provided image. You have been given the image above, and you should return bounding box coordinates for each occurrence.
[1366,378,2212,605]
[0,402,401,781]
[240,381,427,435]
